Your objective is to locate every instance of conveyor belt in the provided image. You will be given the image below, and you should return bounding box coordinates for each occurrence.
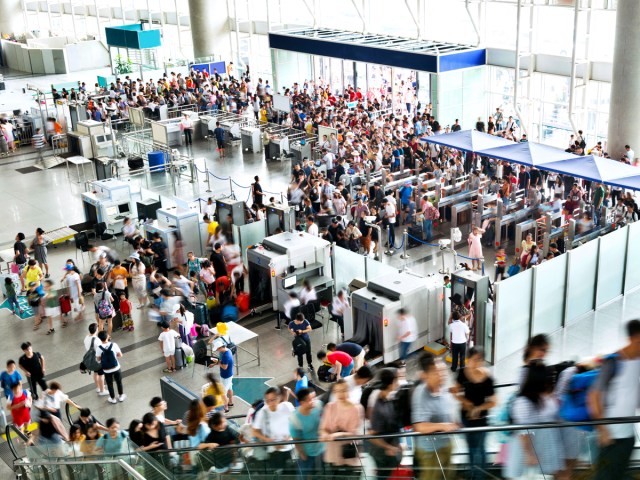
[43,226,77,245]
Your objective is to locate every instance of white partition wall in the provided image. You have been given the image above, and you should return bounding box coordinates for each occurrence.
[566,240,599,322]
[625,222,640,293]
[596,227,628,307]
[532,254,568,335]
[334,247,366,293]
[494,269,533,362]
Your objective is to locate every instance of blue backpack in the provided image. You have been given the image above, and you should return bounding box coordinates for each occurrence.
[559,354,618,426]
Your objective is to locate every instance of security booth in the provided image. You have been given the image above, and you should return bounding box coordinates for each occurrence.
[350,272,443,365]
[266,204,296,235]
[216,197,246,230]
[81,179,134,232]
[450,269,491,354]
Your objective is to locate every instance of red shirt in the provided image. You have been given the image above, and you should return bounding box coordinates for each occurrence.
[327,350,353,367]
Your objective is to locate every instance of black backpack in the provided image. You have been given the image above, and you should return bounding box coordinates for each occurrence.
[99,343,118,370]
[394,381,418,429]
[360,380,383,414]
[292,335,307,356]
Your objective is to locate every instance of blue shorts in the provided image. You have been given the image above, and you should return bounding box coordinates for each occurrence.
[341,362,354,378]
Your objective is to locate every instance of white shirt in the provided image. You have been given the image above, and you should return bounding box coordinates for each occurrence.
[398,315,418,343]
[283,298,301,319]
[332,296,349,316]
[299,287,317,305]
[253,402,295,451]
[204,203,216,217]
[384,203,396,224]
[95,341,122,373]
[307,223,319,237]
[626,149,635,162]
[41,389,69,411]
[323,152,335,170]
[450,320,470,344]
[158,330,179,352]
[84,334,99,352]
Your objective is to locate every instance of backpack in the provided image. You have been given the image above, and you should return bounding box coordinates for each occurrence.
[99,343,118,370]
[292,335,307,357]
[559,354,619,426]
[80,337,103,373]
[394,381,418,428]
[360,380,383,414]
[97,291,114,319]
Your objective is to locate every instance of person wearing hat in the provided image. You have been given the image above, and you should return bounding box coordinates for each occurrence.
[210,338,234,409]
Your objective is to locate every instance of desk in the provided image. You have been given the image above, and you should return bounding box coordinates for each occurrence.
[211,321,260,375]
[66,155,93,184]
[277,275,334,313]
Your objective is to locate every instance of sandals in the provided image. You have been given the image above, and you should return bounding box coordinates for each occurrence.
[33,322,41,331]
[46,329,55,335]
[62,322,68,328]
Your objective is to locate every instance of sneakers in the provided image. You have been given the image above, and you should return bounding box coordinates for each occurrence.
[118,394,127,402]
[96,388,101,393]
[308,364,315,372]
[107,397,117,404]
[98,390,109,396]
[274,325,281,330]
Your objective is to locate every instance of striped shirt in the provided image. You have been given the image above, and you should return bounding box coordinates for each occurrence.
[32,133,46,149]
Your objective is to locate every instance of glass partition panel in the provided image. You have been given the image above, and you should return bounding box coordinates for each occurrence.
[235,221,267,265]
[566,239,599,322]
[532,253,567,335]
[365,257,398,282]
[334,246,366,293]
[494,269,532,362]
[596,227,628,307]
[625,223,640,293]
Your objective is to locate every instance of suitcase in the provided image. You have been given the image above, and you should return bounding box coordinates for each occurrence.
[191,302,209,326]
[0,273,21,298]
[128,157,144,171]
[111,312,124,331]
[407,225,423,248]
[236,292,250,312]
[221,304,238,323]
[59,295,72,315]
[175,346,186,369]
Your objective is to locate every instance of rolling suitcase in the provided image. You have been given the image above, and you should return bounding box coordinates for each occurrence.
[111,312,124,331]
[0,273,21,297]
[59,295,72,316]
[191,302,209,326]
[174,335,186,369]
[407,225,423,248]
[128,156,144,171]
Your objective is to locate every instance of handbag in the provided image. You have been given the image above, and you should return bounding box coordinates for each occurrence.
[341,441,358,459]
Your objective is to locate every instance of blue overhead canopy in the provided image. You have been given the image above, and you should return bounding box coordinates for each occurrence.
[421,130,512,152]
[541,155,639,188]
[609,174,640,190]
[475,142,585,167]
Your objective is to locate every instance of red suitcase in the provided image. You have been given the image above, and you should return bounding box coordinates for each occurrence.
[236,292,250,312]
[59,295,72,315]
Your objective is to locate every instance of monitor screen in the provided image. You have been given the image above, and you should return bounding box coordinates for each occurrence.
[104,134,112,142]
[117,203,129,214]
[106,206,117,216]
[95,135,105,143]
[283,275,297,289]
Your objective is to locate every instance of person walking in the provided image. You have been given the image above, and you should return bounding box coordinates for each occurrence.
[397,308,418,367]
[452,346,496,479]
[30,228,50,278]
[588,319,640,480]
[18,341,47,400]
[95,330,126,404]
[450,311,470,372]
[32,128,47,163]
[213,122,225,158]
[289,312,314,372]
[211,338,234,409]
[84,323,107,396]
[289,387,325,479]
[180,113,193,146]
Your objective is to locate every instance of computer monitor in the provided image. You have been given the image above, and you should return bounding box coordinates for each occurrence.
[283,275,297,289]
[105,206,117,217]
[117,203,129,214]
[95,135,105,143]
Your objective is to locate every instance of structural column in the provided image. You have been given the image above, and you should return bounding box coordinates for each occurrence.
[0,0,26,38]
[608,0,640,160]
[188,0,229,60]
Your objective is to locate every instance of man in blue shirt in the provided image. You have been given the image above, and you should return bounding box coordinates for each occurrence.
[290,388,324,478]
[213,122,226,158]
[212,339,234,408]
[289,313,314,372]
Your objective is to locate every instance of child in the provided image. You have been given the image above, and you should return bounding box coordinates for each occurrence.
[27,281,44,331]
[10,381,32,435]
[119,293,133,331]
[42,279,61,334]
[4,277,22,316]
[1,360,23,400]
[495,248,507,282]
[158,321,179,373]
[443,275,451,289]
[507,256,521,278]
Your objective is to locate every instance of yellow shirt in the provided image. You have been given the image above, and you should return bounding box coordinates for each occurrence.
[25,266,43,286]
[203,383,225,408]
[207,220,219,235]
[110,266,129,286]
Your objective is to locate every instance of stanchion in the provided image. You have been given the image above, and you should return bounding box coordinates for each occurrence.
[229,178,235,199]
[205,167,212,193]
[384,225,393,256]
[400,230,410,259]
[189,160,195,184]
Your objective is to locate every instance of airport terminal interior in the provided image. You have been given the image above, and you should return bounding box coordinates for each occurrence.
[0,0,639,478]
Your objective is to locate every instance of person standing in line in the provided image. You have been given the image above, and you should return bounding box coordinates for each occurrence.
[252,175,265,207]
[588,319,640,480]
[13,232,28,291]
[289,312,314,373]
[397,308,418,367]
[211,339,234,410]
[289,388,325,479]
[467,226,485,272]
[61,261,83,320]
[412,353,459,480]
[18,341,47,400]
[450,311,470,372]
[158,321,179,373]
[30,228,50,279]
[84,323,108,396]
[95,330,126,404]
[1,360,23,401]
[32,128,47,162]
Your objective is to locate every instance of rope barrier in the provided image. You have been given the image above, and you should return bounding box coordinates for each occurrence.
[231,179,251,189]
[193,165,207,174]
[406,233,441,249]
[387,229,405,250]
[207,171,230,181]
[405,232,485,275]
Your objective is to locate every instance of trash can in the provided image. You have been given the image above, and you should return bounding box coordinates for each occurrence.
[147,151,165,173]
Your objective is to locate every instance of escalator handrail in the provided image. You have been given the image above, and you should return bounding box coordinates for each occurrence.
[5,424,29,460]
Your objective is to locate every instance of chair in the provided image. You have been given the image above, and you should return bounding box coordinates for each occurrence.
[94,222,117,245]
[74,232,91,266]
[191,339,214,377]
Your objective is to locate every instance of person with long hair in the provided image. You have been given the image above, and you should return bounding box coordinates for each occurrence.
[202,373,228,413]
[184,399,210,448]
[504,361,565,479]
[30,228,50,278]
